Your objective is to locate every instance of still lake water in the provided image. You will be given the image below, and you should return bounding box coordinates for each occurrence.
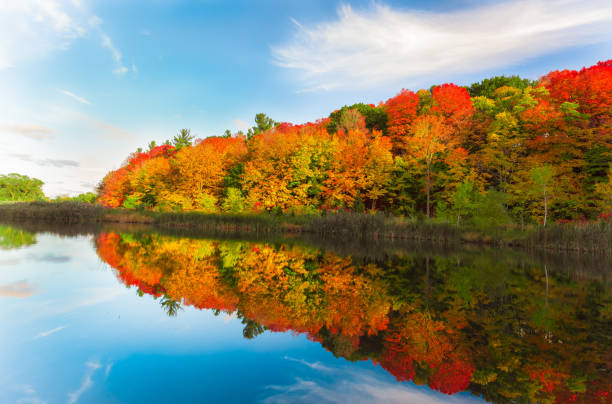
[0,224,610,404]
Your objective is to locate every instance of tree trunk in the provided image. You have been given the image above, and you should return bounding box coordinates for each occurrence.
[426,164,431,218]
[543,187,548,227]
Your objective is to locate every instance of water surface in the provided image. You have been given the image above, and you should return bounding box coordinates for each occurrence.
[0,224,610,403]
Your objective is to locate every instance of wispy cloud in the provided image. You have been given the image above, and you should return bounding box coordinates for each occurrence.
[101,33,128,75]
[261,357,481,404]
[283,356,332,372]
[40,287,129,316]
[233,118,249,130]
[272,0,612,90]
[0,258,21,266]
[85,115,135,140]
[67,361,102,404]
[0,0,85,69]
[0,280,37,298]
[104,363,113,378]
[59,89,90,105]
[263,372,479,404]
[14,384,47,404]
[0,1,131,75]
[0,123,54,140]
[33,325,67,339]
[9,154,80,168]
[27,253,72,263]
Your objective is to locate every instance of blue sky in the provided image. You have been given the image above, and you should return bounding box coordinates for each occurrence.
[0,0,611,197]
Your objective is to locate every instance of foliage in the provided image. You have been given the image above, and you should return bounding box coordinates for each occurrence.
[95,231,612,403]
[172,128,194,150]
[0,174,45,202]
[0,225,36,249]
[467,75,537,97]
[222,188,245,213]
[327,103,387,134]
[95,60,612,225]
[247,113,278,139]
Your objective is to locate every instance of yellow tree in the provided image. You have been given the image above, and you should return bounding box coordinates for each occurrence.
[172,136,246,209]
[363,132,394,209]
[407,115,452,217]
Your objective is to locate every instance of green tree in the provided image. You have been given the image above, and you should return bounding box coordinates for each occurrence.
[0,174,46,202]
[467,75,536,98]
[74,192,97,204]
[222,187,245,213]
[247,113,277,139]
[583,144,611,193]
[327,103,387,134]
[172,128,194,149]
[160,294,183,317]
[451,182,479,226]
[0,226,36,249]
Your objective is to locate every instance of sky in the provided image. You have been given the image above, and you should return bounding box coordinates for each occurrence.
[0,0,611,197]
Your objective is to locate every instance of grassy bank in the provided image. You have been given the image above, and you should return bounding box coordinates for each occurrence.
[1,201,611,254]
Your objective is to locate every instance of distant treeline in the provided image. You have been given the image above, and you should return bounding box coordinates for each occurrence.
[0,173,96,204]
[87,60,612,224]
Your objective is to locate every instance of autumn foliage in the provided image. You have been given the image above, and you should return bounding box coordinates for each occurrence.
[95,232,611,403]
[97,60,612,223]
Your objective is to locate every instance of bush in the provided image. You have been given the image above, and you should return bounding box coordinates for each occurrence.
[197,192,218,213]
[222,188,245,213]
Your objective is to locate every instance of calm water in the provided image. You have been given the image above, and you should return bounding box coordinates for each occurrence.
[0,224,610,404]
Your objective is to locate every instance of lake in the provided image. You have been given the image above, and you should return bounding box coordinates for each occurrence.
[0,223,610,403]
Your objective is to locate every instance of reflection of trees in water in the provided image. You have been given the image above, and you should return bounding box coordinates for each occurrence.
[95,231,612,403]
[0,225,36,249]
[160,294,183,317]
[239,313,267,339]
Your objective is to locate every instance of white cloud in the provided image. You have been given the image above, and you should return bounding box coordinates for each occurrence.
[0,280,38,298]
[283,356,332,372]
[8,153,80,168]
[33,325,67,339]
[14,384,47,404]
[101,33,128,75]
[272,0,612,90]
[59,89,90,105]
[0,1,131,75]
[233,118,249,130]
[0,123,54,140]
[0,0,85,69]
[67,361,101,404]
[261,356,481,404]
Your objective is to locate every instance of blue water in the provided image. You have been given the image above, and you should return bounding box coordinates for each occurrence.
[0,232,481,404]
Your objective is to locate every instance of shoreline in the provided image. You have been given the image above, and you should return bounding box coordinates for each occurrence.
[1,201,611,255]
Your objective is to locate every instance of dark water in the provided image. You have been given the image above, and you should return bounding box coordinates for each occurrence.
[0,224,610,404]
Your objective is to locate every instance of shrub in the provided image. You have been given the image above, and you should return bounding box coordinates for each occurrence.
[222,188,245,213]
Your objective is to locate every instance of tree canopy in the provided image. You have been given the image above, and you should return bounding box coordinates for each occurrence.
[0,174,45,202]
[96,60,612,224]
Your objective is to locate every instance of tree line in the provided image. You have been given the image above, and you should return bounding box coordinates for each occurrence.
[97,60,612,226]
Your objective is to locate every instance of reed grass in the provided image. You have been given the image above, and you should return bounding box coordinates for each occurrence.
[1,201,611,254]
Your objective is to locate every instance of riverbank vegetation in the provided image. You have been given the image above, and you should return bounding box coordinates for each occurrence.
[1,201,611,254]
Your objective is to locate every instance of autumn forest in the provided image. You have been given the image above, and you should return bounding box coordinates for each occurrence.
[95,60,612,227]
